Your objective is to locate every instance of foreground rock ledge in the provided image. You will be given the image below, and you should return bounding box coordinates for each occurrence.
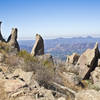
[75,90,100,100]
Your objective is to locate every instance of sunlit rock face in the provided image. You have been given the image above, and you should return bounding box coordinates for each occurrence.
[75,42,100,79]
[66,53,80,65]
[31,34,44,56]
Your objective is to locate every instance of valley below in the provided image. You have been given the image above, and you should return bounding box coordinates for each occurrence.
[19,36,100,60]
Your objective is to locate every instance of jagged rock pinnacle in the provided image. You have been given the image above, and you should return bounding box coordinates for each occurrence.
[7,28,20,52]
[31,34,44,56]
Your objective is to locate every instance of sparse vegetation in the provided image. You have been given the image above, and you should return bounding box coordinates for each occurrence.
[0,42,9,54]
[18,50,38,63]
[0,37,99,100]
[5,55,19,66]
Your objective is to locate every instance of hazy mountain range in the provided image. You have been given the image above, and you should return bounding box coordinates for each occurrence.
[19,36,100,60]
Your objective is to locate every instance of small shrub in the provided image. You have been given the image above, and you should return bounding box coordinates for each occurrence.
[43,60,54,69]
[35,64,55,88]
[5,55,19,66]
[18,50,38,63]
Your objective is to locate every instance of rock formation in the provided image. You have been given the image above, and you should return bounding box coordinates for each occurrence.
[91,67,100,84]
[31,34,44,56]
[75,90,100,100]
[75,42,100,79]
[66,53,80,65]
[65,53,80,74]
[60,72,80,87]
[7,28,20,52]
[97,59,100,67]
[0,21,5,42]
[90,60,100,88]
[38,54,54,64]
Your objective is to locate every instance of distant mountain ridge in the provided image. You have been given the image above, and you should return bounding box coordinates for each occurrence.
[19,36,100,60]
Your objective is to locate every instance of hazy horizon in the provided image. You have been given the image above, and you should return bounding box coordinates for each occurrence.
[0,0,100,40]
[18,35,100,41]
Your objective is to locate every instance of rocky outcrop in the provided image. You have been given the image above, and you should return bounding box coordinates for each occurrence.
[0,21,5,42]
[91,59,100,86]
[91,67,100,84]
[75,43,100,79]
[66,53,80,65]
[97,59,100,67]
[7,68,33,85]
[65,53,80,74]
[60,72,80,86]
[7,28,20,52]
[31,34,44,56]
[4,79,26,92]
[90,67,100,89]
[75,90,100,100]
[16,96,34,100]
[38,54,54,64]
[58,97,66,100]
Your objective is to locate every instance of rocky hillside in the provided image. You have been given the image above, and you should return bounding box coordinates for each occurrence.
[0,22,100,100]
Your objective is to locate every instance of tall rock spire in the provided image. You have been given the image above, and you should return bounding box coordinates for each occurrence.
[7,28,20,52]
[31,34,44,56]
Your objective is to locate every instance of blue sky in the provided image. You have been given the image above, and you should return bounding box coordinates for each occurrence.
[0,0,100,40]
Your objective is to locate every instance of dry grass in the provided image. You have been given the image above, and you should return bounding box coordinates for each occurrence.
[0,42,10,53]
[5,56,19,67]
[35,63,55,88]
[18,50,38,63]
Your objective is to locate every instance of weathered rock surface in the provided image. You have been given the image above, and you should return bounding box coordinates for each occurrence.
[13,69,33,84]
[75,90,100,100]
[58,97,66,100]
[38,53,54,64]
[65,64,79,74]
[4,79,26,92]
[97,59,100,67]
[16,96,34,100]
[7,28,20,52]
[75,43,100,79]
[0,67,66,100]
[31,34,44,56]
[60,72,80,86]
[66,53,80,65]
[91,67,100,84]
[65,53,80,74]
[36,87,55,100]
[7,68,33,85]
